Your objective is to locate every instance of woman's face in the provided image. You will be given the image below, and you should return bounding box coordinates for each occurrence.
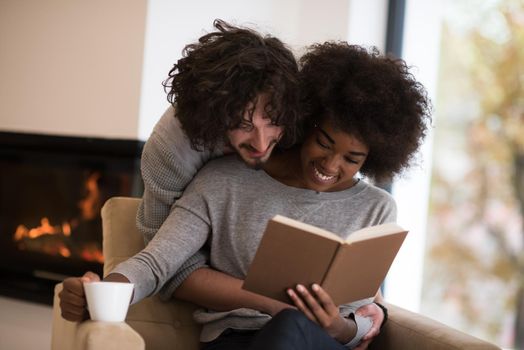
[299,119,368,192]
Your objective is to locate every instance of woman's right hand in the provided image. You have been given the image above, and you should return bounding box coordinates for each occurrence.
[287,284,356,344]
[58,271,100,322]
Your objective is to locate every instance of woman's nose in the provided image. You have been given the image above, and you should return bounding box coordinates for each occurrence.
[320,155,340,174]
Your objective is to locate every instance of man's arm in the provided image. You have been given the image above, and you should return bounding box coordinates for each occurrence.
[111,206,210,303]
[174,267,291,316]
[137,109,193,244]
[137,107,220,244]
[59,206,210,322]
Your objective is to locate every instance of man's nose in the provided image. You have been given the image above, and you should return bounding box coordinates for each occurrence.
[250,128,269,152]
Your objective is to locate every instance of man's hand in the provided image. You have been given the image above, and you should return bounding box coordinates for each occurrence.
[58,271,100,322]
[174,267,292,316]
[354,302,385,349]
[286,283,356,344]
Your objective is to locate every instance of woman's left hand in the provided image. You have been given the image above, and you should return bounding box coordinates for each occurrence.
[287,283,355,344]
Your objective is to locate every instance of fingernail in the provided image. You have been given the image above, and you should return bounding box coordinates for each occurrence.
[312,284,320,291]
[287,289,294,296]
[296,284,305,292]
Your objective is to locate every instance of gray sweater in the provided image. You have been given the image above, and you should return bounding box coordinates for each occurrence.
[136,106,222,291]
[137,106,222,243]
[113,156,396,345]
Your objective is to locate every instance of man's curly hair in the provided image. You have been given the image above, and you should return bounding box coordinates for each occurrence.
[163,19,300,151]
[299,42,432,181]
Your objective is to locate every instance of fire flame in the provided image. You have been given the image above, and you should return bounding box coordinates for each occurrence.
[14,217,71,241]
[78,172,101,220]
[12,172,104,263]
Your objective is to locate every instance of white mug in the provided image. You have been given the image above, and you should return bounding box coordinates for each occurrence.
[83,281,134,322]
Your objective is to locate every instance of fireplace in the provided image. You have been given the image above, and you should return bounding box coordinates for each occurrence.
[0,131,144,304]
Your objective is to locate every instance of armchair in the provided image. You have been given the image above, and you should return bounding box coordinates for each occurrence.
[51,197,501,350]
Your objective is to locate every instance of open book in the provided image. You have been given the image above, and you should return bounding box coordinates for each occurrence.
[242,215,408,306]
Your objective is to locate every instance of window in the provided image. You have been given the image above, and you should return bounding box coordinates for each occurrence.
[391,0,523,347]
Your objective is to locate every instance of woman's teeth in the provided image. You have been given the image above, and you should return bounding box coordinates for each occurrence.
[313,165,336,182]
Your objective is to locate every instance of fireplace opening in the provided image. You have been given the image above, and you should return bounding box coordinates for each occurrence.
[0,131,144,304]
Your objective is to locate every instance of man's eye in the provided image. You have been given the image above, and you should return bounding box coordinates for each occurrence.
[239,122,254,131]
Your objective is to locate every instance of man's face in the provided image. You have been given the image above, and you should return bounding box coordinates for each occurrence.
[226,93,284,168]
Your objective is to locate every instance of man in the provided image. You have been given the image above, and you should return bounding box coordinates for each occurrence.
[133,19,300,292]
[137,19,300,247]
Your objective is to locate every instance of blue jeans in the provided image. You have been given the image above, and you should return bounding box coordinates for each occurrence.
[201,309,348,350]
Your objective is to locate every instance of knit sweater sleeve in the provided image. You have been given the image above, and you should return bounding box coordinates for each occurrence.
[136,106,219,244]
[112,204,211,303]
[134,107,221,297]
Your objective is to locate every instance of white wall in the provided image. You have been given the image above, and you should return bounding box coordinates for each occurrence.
[347,0,388,50]
[0,0,147,139]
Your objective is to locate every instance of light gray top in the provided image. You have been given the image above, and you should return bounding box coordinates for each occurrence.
[113,156,396,346]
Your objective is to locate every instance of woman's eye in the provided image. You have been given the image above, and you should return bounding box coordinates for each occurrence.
[345,157,358,164]
[316,137,329,149]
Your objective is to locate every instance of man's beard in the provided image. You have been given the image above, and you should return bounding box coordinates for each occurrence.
[237,152,265,170]
[235,141,276,169]
[250,159,264,170]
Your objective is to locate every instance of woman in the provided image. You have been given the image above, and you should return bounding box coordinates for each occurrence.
[170,42,431,349]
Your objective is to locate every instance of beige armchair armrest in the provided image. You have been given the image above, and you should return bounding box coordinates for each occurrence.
[370,303,501,350]
[51,284,144,350]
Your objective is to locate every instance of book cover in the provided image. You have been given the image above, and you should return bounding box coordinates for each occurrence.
[242,215,408,305]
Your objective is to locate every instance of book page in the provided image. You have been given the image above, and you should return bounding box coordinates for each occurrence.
[271,215,343,243]
[346,222,406,243]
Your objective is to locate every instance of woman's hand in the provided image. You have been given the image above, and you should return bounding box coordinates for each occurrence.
[286,283,356,344]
